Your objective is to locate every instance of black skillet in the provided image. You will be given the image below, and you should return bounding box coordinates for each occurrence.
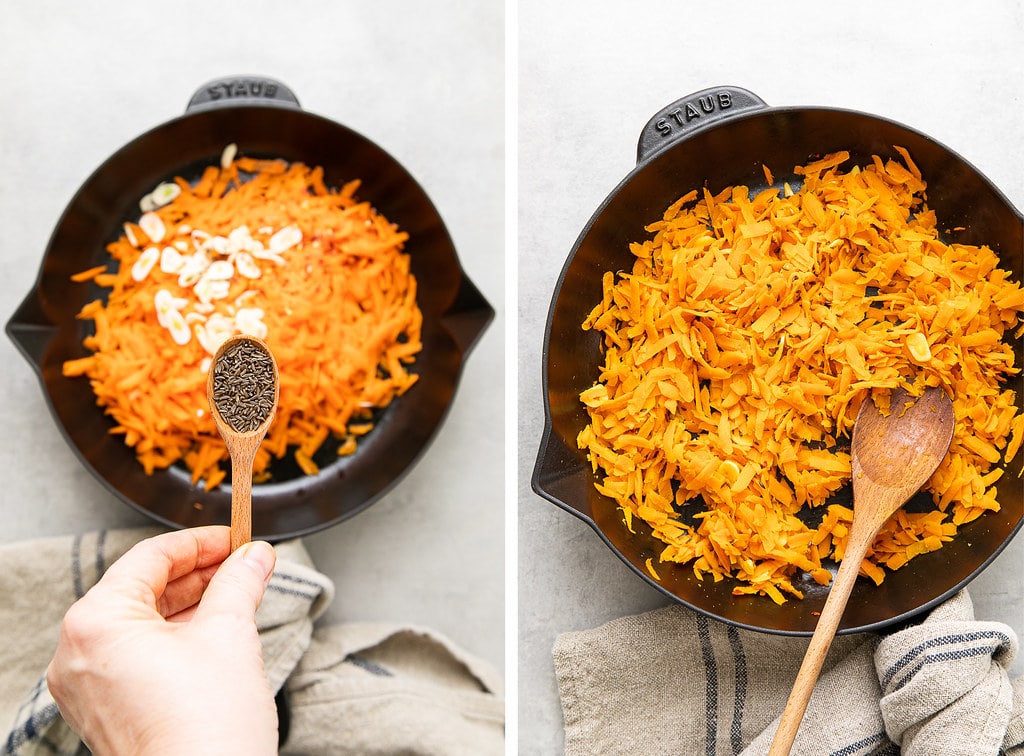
[533,86,1024,635]
[7,75,493,542]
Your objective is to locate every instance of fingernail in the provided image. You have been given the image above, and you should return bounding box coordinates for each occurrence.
[239,541,276,580]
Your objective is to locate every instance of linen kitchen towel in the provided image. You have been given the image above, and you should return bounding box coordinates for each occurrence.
[0,528,503,755]
[554,590,1021,756]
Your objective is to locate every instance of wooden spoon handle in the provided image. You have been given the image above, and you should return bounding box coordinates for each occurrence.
[229,443,259,552]
[767,536,872,755]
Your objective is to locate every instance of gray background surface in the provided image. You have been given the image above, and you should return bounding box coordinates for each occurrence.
[518,1,1024,752]
[0,0,505,680]
[4,1,1024,753]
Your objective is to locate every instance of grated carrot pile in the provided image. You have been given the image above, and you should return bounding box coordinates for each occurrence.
[578,148,1024,603]
[64,150,422,489]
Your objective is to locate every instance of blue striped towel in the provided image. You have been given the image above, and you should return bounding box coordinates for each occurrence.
[1,528,503,755]
[554,590,1024,755]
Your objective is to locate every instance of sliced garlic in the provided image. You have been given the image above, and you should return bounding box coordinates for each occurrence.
[177,253,210,288]
[251,249,286,265]
[234,290,259,307]
[190,229,211,250]
[208,235,229,255]
[906,332,932,363]
[154,289,177,327]
[717,460,742,486]
[227,225,253,251]
[235,307,268,339]
[131,246,160,281]
[220,143,238,169]
[203,260,235,281]
[233,251,262,279]
[196,313,235,355]
[149,182,182,208]
[269,224,302,253]
[160,246,185,274]
[124,223,140,248]
[164,308,191,345]
[138,212,166,243]
[193,276,230,303]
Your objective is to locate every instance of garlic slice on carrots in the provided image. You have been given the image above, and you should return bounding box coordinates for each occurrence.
[164,307,191,345]
[203,260,235,280]
[177,253,211,288]
[220,143,238,169]
[235,307,268,339]
[194,276,230,304]
[138,212,166,243]
[160,246,186,274]
[151,182,182,207]
[906,332,932,363]
[233,251,262,279]
[196,313,235,355]
[269,224,302,253]
[154,289,177,327]
[131,246,160,281]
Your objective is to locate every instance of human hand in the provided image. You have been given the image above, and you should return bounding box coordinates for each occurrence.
[46,526,278,756]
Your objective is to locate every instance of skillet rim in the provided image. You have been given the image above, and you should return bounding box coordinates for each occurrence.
[6,96,494,542]
[532,96,1024,636]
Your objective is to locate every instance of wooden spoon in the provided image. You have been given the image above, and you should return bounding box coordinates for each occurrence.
[768,385,955,755]
[207,334,280,552]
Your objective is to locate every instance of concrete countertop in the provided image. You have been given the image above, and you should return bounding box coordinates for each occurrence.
[0,0,504,680]
[518,1,1024,752]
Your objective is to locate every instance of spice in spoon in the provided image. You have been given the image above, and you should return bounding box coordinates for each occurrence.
[211,338,277,433]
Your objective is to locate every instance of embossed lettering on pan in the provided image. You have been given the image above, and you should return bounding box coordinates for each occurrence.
[655,90,735,135]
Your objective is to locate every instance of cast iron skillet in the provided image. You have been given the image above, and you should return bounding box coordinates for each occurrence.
[7,75,493,542]
[533,86,1024,635]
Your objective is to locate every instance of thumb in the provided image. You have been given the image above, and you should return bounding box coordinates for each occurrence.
[195,540,276,622]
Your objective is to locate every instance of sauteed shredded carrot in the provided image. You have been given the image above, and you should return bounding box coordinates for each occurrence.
[64,149,422,489]
[578,148,1024,603]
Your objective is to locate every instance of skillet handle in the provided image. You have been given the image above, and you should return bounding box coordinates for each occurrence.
[186,76,301,113]
[636,86,767,163]
[532,423,596,522]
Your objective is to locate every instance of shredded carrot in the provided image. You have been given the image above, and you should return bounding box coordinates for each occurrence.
[64,150,422,489]
[579,148,1023,603]
[70,265,108,283]
[645,557,661,581]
